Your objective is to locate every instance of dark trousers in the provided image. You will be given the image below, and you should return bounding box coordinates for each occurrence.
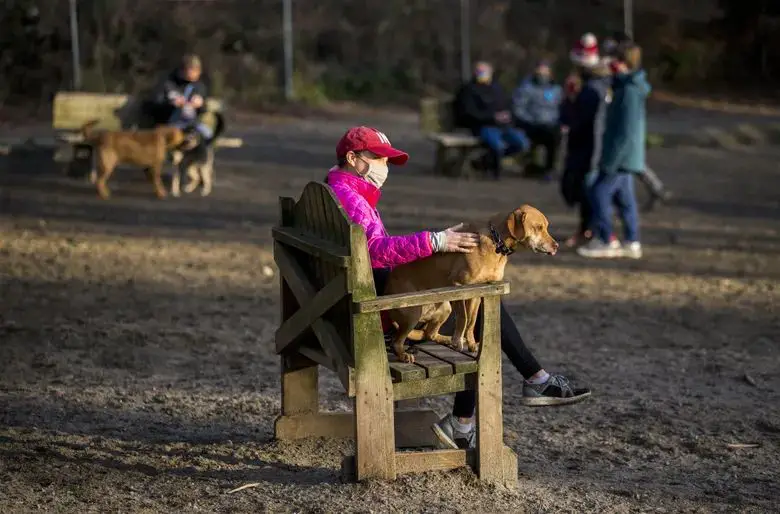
[578,193,593,234]
[373,269,542,419]
[517,122,561,172]
[589,171,640,243]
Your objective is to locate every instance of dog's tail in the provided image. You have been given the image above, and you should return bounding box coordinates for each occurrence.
[205,112,226,147]
[80,119,101,141]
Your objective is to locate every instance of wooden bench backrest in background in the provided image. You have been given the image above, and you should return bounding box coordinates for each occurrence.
[419,96,456,134]
[52,91,225,132]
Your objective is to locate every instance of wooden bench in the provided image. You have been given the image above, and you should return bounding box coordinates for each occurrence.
[420,96,556,179]
[272,181,518,486]
[419,96,483,178]
[52,91,243,178]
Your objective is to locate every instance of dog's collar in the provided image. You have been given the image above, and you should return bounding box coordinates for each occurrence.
[489,223,516,256]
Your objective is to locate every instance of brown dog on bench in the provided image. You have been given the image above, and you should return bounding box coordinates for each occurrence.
[81,120,186,199]
[384,205,559,363]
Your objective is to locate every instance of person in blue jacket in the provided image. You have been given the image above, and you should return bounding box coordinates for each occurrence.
[512,60,564,177]
[578,42,649,260]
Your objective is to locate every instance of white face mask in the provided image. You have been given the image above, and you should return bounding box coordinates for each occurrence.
[358,157,389,189]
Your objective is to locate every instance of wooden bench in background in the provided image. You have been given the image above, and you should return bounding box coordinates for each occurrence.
[419,96,483,178]
[272,182,518,486]
[420,96,556,179]
[51,91,244,178]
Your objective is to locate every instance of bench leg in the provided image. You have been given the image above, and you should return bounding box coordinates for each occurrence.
[351,312,396,481]
[434,143,448,176]
[274,353,323,439]
[475,295,507,485]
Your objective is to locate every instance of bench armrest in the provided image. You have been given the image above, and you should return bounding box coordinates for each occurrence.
[354,281,509,313]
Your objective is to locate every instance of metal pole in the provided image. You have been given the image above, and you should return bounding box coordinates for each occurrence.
[282,0,293,100]
[460,0,471,82]
[623,0,634,39]
[69,0,82,89]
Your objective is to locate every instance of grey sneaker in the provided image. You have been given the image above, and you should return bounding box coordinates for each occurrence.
[431,414,476,449]
[577,237,622,258]
[522,374,592,406]
[622,241,643,259]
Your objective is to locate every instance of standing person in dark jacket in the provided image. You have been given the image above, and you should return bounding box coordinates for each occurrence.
[559,48,614,248]
[152,54,212,138]
[454,61,530,179]
[512,60,564,179]
[578,43,649,259]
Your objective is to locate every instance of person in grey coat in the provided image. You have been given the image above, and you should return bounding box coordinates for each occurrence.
[512,61,564,177]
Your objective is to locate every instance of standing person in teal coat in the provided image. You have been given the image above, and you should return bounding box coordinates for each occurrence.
[578,42,649,259]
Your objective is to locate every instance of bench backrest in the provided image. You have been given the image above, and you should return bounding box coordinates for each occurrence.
[419,96,457,134]
[273,182,381,372]
[52,91,226,131]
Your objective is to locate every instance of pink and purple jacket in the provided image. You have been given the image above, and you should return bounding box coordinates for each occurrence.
[326,168,433,269]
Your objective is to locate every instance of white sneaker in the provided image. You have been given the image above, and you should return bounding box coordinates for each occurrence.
[622,241,643,259]
[576,238,622,259]
[609,239,622,251]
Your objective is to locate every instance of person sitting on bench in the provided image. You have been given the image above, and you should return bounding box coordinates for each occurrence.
[453,61,530,179]
[512,60,564,179]
[152,54,213,139]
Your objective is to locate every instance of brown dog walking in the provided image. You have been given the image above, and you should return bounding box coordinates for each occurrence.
[81,120,185,199]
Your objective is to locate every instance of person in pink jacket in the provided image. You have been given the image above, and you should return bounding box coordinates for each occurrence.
[326,126,591,450]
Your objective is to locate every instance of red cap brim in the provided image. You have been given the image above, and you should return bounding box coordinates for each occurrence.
[367,145,409,166]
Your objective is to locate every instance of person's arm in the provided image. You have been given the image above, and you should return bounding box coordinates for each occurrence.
[333,188,433,269]
[154,72,182,107]
[458,86,495,126]
[511,81,532,124]
[599,88,631,174]
[190,81,209,116]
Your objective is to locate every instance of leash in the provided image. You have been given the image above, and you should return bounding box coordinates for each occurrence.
[489,223,516,256]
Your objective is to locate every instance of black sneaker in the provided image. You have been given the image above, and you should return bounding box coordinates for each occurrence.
[521,373,591,406]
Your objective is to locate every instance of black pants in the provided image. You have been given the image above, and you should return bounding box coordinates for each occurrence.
[517,122,561,172]
[579,194,593,235]
[373,269,542,419]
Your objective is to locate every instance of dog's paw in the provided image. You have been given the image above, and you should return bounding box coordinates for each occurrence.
[398,352,415,364]
[183,184,197,194]
[171,189,181,197]
[200,188,211,197]
[466,340,480,354]
[450,337,466,351]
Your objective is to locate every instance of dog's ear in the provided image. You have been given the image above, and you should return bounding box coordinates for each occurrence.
[507,208,527,240]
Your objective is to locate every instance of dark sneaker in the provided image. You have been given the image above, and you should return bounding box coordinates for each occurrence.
[521,374,592,407]
[431,414,476,449]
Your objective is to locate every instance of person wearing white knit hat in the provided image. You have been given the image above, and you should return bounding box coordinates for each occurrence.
[570,32,600,69]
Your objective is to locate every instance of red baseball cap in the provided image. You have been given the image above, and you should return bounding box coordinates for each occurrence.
[336,126,409,166]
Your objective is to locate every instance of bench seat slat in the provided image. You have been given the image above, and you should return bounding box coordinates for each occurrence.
[427,133,481,147]
[416,342,478,374]
[355,281,509,313]
[388,355,426,382]
[408,350,453,378]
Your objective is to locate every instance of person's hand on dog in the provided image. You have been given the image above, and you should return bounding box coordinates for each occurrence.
[190,95,204,109]
[173,95,186,108]
[440,223,481,253]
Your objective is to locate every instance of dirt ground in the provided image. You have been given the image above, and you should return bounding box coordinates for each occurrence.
[1,114,778,513]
